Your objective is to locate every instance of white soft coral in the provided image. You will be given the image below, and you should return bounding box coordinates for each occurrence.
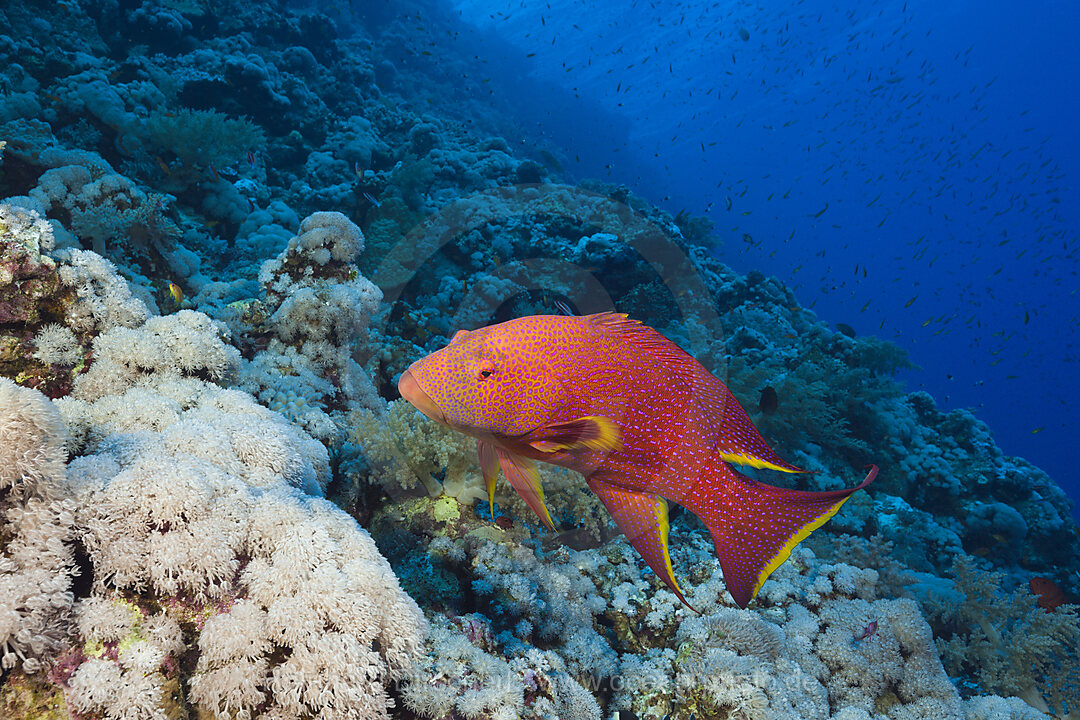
[60,375,425,719]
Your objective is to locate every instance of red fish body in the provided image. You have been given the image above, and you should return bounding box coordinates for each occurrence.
[399,313,876,609]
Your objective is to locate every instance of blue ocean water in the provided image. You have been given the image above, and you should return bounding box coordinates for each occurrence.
[436,0,1080,519]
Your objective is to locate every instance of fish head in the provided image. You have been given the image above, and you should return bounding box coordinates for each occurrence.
[398,318,567,438]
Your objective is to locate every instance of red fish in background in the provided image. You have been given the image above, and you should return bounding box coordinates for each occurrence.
[398,313,877,609]
[1030,577,1067,612]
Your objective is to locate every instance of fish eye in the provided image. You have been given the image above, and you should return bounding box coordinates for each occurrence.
[477,358,496,380]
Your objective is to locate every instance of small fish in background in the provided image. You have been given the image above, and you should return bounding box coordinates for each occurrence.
[362,191,382,207]
[836,322,856,338]
[1029,577,1067,612]
[354,161,365,181]
[552,297,575,316]
[166,281,184,307]
[491,289,577,324]
[759,385,779,415]
[854,620,878,641]
[247,150,257,169]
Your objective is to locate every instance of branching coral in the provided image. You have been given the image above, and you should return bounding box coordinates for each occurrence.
[137,108,265,169]
[931,556,1080,718]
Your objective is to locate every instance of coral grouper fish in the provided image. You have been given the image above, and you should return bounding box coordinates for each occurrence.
[399,313,876,609]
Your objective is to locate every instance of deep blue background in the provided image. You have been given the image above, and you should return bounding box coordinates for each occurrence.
[426,0,1079,515]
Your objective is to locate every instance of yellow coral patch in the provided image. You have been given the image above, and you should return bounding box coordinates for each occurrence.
[432,495,462,523]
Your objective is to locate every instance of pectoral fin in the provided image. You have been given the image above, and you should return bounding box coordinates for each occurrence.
[587,473,695,612]
[528,415,622,453]
[497,449,555,530]
[477,440,499,517]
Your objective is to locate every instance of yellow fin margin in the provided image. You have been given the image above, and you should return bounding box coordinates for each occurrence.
[654,498,683,598]
[477,440,499,517]
[530,415,623,454]
[719,450,802,474]
[748,494,853,601]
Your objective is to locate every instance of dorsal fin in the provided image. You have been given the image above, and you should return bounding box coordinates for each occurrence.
[587,312,685,355]
[588,311,642,332]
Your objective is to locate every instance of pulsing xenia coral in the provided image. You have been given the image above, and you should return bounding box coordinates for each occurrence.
[0,380,77,675]
[235,212,385,442]
[0,297,426,719]
[57,370,427,718]
[69,309,239,404]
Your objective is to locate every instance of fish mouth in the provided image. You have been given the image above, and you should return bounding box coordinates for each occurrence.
[398,370,447,425]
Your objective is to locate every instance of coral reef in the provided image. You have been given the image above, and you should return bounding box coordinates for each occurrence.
[0,0,1078,718]
[51,315,426,718]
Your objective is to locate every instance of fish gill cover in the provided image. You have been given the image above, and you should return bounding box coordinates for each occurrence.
[0,0,1077,719]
